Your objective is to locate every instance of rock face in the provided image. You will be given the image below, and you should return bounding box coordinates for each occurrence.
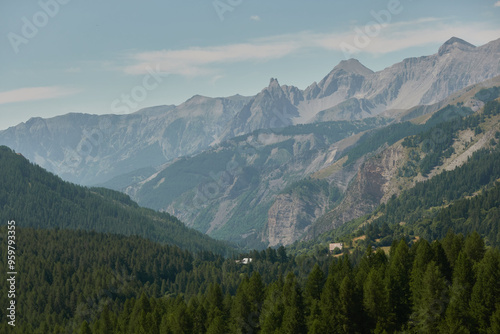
[122,119,384,245]
[266,185,330,247]
[222,78,299,138]
[311,143,406,237]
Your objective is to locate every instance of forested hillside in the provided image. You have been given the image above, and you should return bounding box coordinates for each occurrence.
[292,145,500,257]
[309,98,500,240]
[1,227,498,333]
[0,146,234,256]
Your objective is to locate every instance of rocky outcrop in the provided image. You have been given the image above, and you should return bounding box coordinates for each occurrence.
[221,78,299,138]
[266,185,330,247]
[311,143,405,237]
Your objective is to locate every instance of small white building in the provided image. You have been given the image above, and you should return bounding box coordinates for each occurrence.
[329,243,343,252]
[236,258,253,265]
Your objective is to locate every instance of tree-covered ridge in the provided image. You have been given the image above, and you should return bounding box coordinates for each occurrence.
[2,227,498,333]
[289,139,500,257]
[0,227,299,333]
[0,228,194,332]
[340,104,473,166]
[402,99,500,176]
[0,146,234,256]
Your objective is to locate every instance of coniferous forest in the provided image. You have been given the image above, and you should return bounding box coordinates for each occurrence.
[1,227,499,333]
[1,100,500,333]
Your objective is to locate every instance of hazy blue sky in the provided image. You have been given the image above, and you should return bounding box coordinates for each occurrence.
[1,0,500,129]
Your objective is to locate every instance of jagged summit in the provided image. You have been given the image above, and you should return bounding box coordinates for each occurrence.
[268,77,281,88]
[438,37,476,56]
[264,77,285,97]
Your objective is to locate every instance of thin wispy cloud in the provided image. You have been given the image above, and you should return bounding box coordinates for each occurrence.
[121,18,500,77]
[0,86,80,105]
[495,1,500,7]
[123,42,301,76]
[250,15,261,21]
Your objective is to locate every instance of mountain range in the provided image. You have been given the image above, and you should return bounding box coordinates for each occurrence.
[1,36,500,248]
[1,37,499,185]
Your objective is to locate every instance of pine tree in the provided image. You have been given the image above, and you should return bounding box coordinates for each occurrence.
[410,239,434,306]
[206,316,227,334]
[489,305,500,334]
[187,297,207,334]
[433,240,452,282]
[167,300,192,334]
[230,283,252,333]
[441,230,464,268]
[260,280,284,334]
[78,320,92,334]
[465,231,485,262]
[339,274,361,333]
[319,263,341,332]
[444,250,474,333]
[205,283,225,326]
[281,272,306,334]
[363,267,389,330]
[386,239,412,330]
[306,264,325,301]
[411,261,449,332]
[470,249,500,332]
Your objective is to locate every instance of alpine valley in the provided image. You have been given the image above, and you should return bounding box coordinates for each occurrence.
[2,32,500,334]
[1,37,500,250]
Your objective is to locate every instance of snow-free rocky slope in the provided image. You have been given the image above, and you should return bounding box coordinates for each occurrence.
[122,80,500,247]
[1,37,499,187]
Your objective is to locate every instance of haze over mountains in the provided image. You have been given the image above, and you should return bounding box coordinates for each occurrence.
[1,37,500,248]
[1,37,499,186]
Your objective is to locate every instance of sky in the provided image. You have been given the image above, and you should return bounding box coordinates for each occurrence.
[1,0,500,130]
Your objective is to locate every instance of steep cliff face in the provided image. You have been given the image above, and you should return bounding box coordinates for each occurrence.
[311,143,405,237]
[265,182,330,247]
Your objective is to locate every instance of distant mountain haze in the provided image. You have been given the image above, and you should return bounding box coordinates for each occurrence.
[1,37,499,187]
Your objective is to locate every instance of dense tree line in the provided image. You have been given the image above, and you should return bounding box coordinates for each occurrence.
[0,227,316,333]
[0,146,234,256]
[2,226,498,333]
[91,234,500,334]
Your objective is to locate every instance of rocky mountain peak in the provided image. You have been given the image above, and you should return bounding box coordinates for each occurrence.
[267,77,281,90]
[263,77,285,99]
[331,58,373,76]
[310,59,372,100]
[183,94,210,106]
[438,37,476,56]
